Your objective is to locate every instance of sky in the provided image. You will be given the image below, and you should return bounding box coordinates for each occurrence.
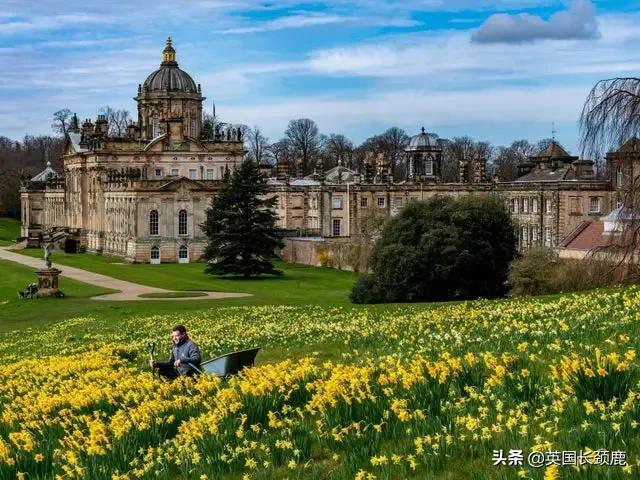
[1,0,640,155]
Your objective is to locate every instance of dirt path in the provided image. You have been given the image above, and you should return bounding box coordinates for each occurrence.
[0,247,251,301]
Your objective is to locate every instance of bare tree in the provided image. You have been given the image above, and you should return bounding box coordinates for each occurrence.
[0,135,64,217]
[245,126,271,164]
[579,76,640,160]
[492,139,536,181]
[357,127,410,178]
[270,138,293,167]
[323,133,354,169]
[99,106,131,137]
[51,109,72,137]
[442,136,494,182]
[284,118,323,175]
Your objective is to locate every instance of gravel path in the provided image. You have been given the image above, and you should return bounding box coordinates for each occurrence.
[0,247,251,301]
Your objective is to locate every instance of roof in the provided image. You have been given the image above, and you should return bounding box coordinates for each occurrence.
[562,221,607,250]
[324,165,357,184]
[143,65,197,93]
[406,127,440,152]
[31,162,57,182]
[290,178,321,186]
[142,38,197,93]
[67,132,87,153]
[536,140,571,159]
[514,165,578,182]
[617,137,640,154]
[600,206,640,222]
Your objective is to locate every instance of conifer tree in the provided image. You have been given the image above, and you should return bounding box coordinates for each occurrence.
[201,160,283,277]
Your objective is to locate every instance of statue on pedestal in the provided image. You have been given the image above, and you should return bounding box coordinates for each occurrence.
[43,242,52,268]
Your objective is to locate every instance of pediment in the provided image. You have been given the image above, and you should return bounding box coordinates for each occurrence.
[157,177,203,192]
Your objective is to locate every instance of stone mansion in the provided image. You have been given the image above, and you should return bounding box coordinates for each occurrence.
[20,38,633,264]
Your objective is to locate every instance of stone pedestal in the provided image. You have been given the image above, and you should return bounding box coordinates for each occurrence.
[35,268,63,298]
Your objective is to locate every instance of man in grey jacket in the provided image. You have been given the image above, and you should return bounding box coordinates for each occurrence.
[150,325,201,380]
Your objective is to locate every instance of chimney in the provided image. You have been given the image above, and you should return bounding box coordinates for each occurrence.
[95,114,108,136]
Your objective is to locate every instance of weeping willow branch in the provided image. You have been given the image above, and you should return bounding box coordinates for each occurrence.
[579,77,640,160]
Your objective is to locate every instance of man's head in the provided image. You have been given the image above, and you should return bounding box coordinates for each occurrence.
[171,325,188,345]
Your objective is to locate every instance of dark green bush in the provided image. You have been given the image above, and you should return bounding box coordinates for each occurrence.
[351,195,517,303]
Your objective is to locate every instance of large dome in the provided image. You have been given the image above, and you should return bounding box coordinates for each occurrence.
[406,127,440,151]
[142,37,198,93]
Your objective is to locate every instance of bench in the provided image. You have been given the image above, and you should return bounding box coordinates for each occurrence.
[192,347,260,378]
[18,283,38,299]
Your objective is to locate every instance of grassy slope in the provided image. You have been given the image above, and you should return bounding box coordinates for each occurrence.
[0,217,20,246]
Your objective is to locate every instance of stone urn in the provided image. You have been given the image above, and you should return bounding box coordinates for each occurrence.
[35,268,63,298]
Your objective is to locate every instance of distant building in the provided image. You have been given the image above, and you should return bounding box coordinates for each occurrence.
[20,38,618,265]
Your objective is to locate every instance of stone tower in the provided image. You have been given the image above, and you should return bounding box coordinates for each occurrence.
[135,37,205,141]
[405,127,443,183]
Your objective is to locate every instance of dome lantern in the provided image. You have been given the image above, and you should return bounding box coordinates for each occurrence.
[161,36,177,66]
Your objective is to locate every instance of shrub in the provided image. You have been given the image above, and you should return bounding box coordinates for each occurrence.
[507,247,559,296]
[351,195,517,303]
[317,250,333,268]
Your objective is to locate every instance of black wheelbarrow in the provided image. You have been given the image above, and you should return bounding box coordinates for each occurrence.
[193,347,261,378]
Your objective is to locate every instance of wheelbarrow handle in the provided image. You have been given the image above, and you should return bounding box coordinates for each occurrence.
[187,362,203,375]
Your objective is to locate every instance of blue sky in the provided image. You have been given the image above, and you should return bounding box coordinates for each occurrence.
[1,0,640,154]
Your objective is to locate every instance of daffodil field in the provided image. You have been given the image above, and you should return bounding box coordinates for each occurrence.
[2,288,640,479]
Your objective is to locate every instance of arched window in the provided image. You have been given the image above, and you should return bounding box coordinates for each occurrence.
[150,246,160,264]
[178,209,188,235]
[178,245,189,263]
[149,210,159,236]
[425,156,434,176]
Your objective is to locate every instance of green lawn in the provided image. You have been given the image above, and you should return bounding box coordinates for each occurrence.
[0,217,20,246]
[0,251,362,330]
[0,259,116,332]
[12,248,358,305]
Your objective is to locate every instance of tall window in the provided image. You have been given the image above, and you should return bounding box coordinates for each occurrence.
[511,198,518,213]
[178,245,189,262]
[590,197,601,214]
[360,197,368,208]
[531,225,539,245]
[377,197,385,208]
[149,210,159,236]
[544,227,552,246]
[206,168,214,180]
[332,218,341,236]
[521,226,528,248]
[522,198,529,213]
[178,209,188,235]
[188,169,197,180]
[545,198,552,214]
[152,113,158,138]
[532,198,539,213]
[332,196,343,209]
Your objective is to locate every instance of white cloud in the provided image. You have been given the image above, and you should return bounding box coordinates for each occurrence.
[306,13,639,83]
[220,13,351,34]
[0,13,117,35]
[471,0,600,44]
